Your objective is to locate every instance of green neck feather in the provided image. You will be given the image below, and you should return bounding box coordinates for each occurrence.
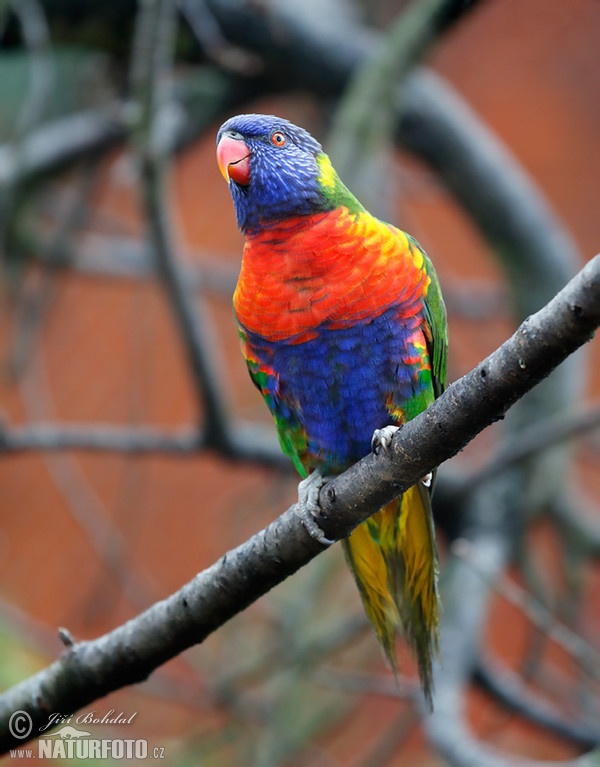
[317,154,366,215]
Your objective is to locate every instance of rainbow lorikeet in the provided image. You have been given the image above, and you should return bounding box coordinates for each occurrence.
[216,113,447,705]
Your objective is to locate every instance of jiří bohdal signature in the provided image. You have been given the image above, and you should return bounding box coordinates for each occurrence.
[39,709,138,732]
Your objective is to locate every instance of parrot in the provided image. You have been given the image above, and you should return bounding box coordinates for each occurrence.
[216,113,447,707]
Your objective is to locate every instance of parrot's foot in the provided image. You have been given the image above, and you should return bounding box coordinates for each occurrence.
[371,425,400,456]
[297,471,335,546]
[372,426,433,488]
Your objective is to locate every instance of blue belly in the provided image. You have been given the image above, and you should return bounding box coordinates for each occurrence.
[244,305,425,470]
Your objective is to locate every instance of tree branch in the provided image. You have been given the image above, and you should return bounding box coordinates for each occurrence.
[0,67,244,194]
[475,654,600,750]
[0,420,289,468]
[329,0,483,215]
[550,493,600,558]
[9,0,53,135]
[0,107,125,189]
[461,402,600,492]
[130,0,233,450]
[0,254,598,753]
[455,538,600,679]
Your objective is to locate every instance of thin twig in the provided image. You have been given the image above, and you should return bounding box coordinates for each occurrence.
[316,669,418,701]
[177,0,262,74]
[454,539,600,681]
[11,0,54,133]
[18,357,164,610]
[0,595,62,659]
[462,402,600,491]
[8,162,101,375]
[130,0,232,450]
[329,0,482,216]
[0,0,54,277]
[48,232,239,295]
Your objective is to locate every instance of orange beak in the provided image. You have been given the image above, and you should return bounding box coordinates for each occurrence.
[217,135,251,185]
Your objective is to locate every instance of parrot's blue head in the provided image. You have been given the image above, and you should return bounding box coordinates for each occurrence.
[216,114,331,233]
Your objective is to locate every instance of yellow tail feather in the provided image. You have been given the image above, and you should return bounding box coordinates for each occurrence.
[342,484,439,708]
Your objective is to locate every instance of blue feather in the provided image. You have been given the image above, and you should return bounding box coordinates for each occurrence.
[217,114,330,232]
[242,305,428,471]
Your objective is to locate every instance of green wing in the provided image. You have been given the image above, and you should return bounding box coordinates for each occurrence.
[239,327,310,477]
[417,239,448,399]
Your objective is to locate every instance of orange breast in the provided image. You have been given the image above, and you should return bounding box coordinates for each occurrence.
[233,207,429,343]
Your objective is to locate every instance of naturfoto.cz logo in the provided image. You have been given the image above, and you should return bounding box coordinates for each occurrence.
[9,709,166,760]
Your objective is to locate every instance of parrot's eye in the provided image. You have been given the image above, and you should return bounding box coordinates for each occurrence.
[271,131,286,147]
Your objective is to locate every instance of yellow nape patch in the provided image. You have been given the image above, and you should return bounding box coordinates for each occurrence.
[317,154,337,192]
[409,241,424,271]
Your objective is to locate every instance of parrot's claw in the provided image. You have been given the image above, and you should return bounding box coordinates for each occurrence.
[371,425,400,457]
[297,471,335,546]
[372,427,432,486]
